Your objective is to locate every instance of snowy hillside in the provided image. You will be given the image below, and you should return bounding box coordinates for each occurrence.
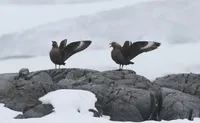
[0,0,139,35]
[0,0,199,58]
[0,0,111,4]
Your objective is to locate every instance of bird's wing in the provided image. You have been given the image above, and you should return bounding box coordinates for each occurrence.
[137,41,161,52]
[122,40,132,59]
[59,39,68,59]
[62,40,92,61]
[59,39,67,50]
[127,41,161,60]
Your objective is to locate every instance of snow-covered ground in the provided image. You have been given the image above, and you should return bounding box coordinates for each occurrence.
[0,0,111,4]
[0,0,200,122]
[0,89,200,123]
[0,0,148,35]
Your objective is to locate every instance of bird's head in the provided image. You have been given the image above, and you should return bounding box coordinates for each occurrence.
[109,42,121,48]
[52,41,58,48]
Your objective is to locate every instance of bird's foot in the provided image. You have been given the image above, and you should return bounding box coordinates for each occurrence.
[117,68,123,71]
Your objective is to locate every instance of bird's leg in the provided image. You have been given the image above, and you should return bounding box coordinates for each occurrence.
[122,65,124,70]
[55,64,57,69]
[118,64,122,71]
[59,65,60,69]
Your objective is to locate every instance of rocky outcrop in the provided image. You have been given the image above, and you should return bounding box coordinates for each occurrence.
[0,68,200,122]
[153,73,200,98]
[160,87,200,120]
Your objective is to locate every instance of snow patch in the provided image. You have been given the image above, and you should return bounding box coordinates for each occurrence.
[0,104,22,119]
[39,89,97,116]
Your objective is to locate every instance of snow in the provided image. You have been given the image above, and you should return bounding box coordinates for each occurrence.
[0,0,146,35]
[0,0,200,122]
[0,89,199,123]
[0,0,199,56]
[39,89,97,116]
[0,0,112,4]
[0,104,22,119]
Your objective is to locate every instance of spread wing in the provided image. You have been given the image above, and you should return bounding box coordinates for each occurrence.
[59,39,67,50]
[62,40,92,61]
[122,40,132,60]
[59,39,68,59]
[124,41,161,60]
[136,41,161,52]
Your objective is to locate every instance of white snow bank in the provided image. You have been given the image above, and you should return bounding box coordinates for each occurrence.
[39,89,97,116]
[0,104,22,119]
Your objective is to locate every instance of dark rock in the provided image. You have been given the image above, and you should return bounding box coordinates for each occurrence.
[188,109,193,121]
[113,77,152,89]
[0,73,17,98]
[23,104,53,118]
[160,87,200,120]
[65,68,98,80]
[103,87,151,122]
[101,69,136,80]
[84,72,114,85]
[14,68,30,80]
[4,79,43,111]
[45,68,69,83]
[0,68,200,122]
[89,109,102,117]
[19,68,29,78]
[2,71,54,112]
[57,78,76,88]
[15,114,25,119]
[153,73,200,98]
[148,86,163,121]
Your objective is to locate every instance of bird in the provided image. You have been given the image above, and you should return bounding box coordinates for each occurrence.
[109,40,161,70]
[49,39,92,69]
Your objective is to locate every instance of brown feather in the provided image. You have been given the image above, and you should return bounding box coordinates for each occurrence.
[49,39,92,67]
[49,41,65,65]
[128,41,161,60]
[110,40,161,69]
[59,39,67,50]
[63,40,92,61]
